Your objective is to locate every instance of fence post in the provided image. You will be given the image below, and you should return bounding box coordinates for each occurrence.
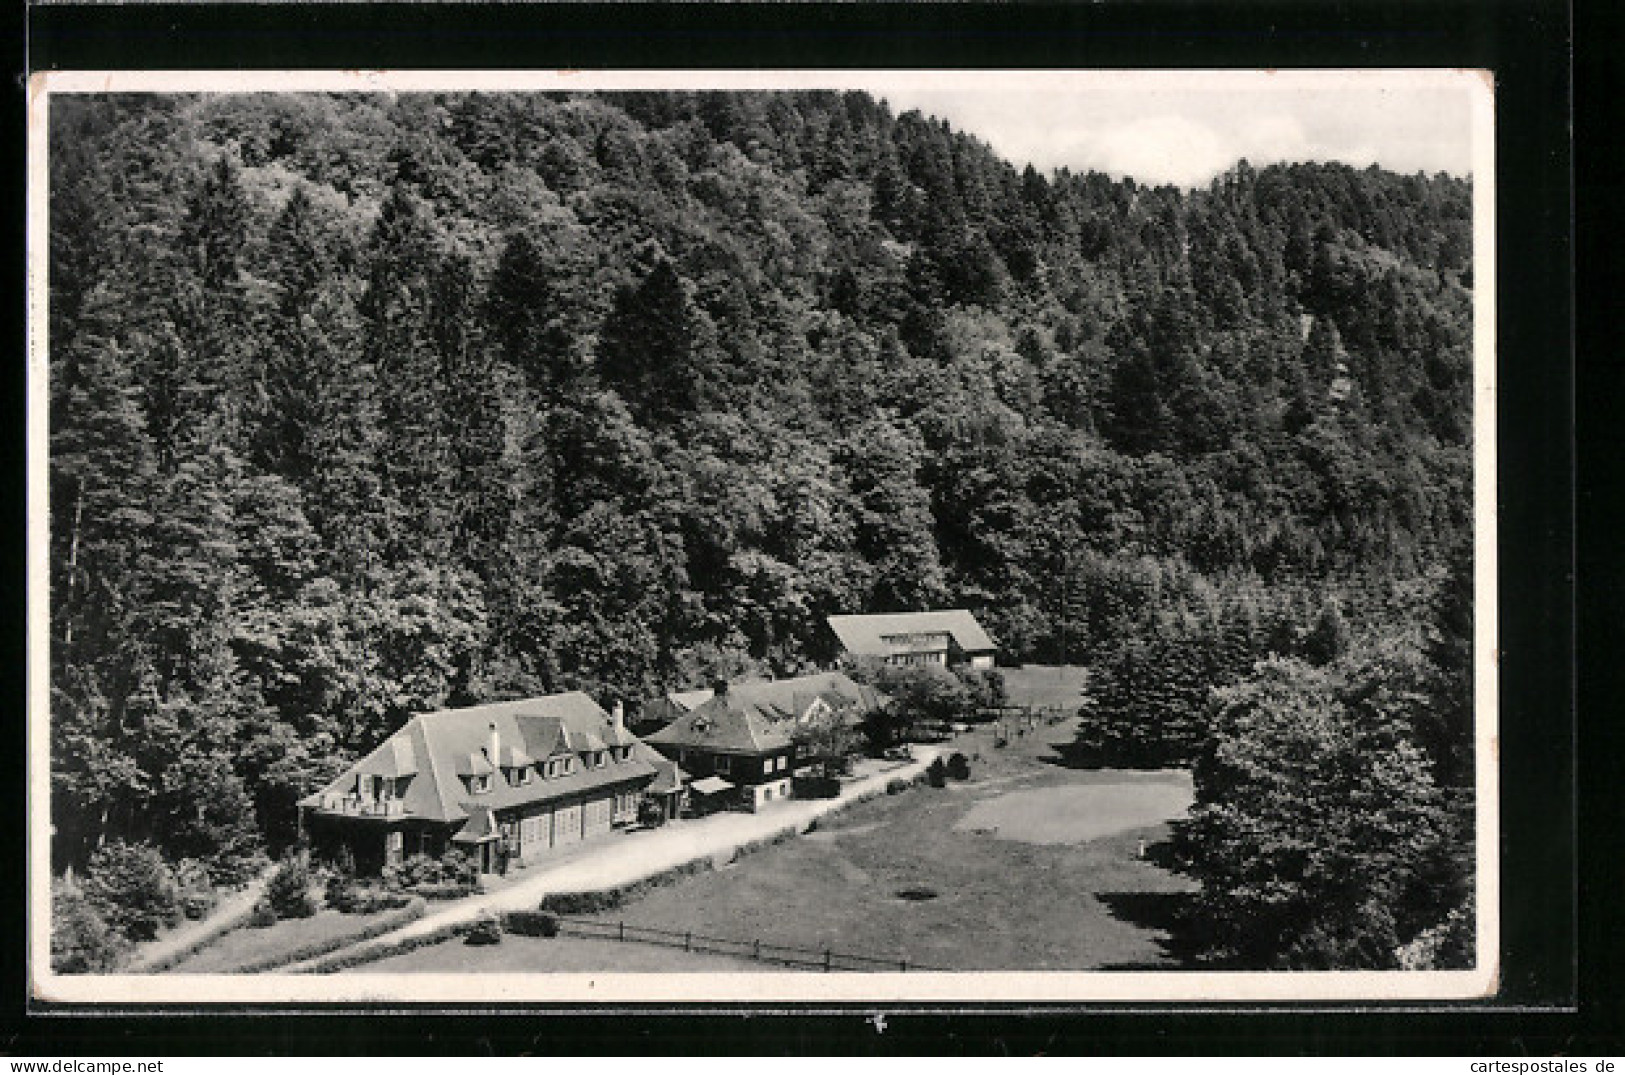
[619,921,625,942]
[753,939,761,961]
[823,947,831,972]
[899,958,908,972]
[684,931,692,952]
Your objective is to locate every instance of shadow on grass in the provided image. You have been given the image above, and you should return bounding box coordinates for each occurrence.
[1093,890,1205,969]
[1039,736,1191,772]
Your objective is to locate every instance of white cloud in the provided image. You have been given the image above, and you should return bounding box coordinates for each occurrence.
[1077,115,1239,189]
[877,71,1479,187]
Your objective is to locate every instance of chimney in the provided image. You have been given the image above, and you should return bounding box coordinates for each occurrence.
[487,722,501,766]
[711,678,730,698]
[612,701,625,732]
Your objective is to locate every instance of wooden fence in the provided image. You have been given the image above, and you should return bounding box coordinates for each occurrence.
[549,915,946,973]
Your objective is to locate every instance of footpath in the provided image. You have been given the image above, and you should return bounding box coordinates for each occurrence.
[283,746,941,972]
[123,867,273,973]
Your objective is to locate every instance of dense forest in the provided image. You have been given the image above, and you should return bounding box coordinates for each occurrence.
[47,90,1475,971]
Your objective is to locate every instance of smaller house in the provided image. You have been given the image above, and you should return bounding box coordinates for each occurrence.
[644,682,796,812]
[639,672,887,737]
[827,610,997,670]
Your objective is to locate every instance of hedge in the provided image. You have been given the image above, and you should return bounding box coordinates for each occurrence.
[232,897,427,974]
[501,911,558,938]
[728,825,799,863]
[537,855,717,915]
[299,918,473,974]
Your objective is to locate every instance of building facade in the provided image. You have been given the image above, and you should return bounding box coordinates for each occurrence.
[643,682,796,812]
[298,694,682,875]
[826,610,998,669]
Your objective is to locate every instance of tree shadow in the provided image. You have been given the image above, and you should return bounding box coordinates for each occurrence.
[1093,890,1205,969]
[1038,737,1181,771]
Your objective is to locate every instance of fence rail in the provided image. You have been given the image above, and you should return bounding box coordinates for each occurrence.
[550,915,945,973]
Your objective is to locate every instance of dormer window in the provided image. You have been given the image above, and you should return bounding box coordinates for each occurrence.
[469,774,492,794]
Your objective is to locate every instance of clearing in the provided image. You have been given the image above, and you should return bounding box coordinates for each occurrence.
[534,716,1199,972]
[998,664,1090,712]
[953,774,1193,845]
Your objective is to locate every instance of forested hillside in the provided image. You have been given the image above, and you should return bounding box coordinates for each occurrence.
[47,91,1475,969]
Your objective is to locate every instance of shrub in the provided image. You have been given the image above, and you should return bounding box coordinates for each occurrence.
[247,899,278,928]
[440,848,477,886]
[637,798,667,828]
[51,878,128,974]
[792,774,841,800]
[926,758,947,788]
[464,912,503,946]
[411,881,478,901]
[537,856,717,915]
[885,778,909,795]
[382,853,435,892]
[946,753,970,781]
[503,911,558,938]
[172,859,219,920]
[324,870,360,913]
[539,889,619,915]
[82,841,181,942]
[265,854,318,920]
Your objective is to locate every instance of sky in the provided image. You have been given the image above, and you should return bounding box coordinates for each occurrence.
[872,71,1482,189]
[39,69,1485,191]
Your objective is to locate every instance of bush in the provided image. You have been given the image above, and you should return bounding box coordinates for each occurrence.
[51,878,128,974]
[265,854,318,920]
[172,859,219,920]
[946,753,970,781]
[464,912,503,946]
[503,911,558,938]
[82,841,181,942]
[440,848,477,886]
[637,798,667,828]
[885,778,910,795]
[247,899,278,929]
[411,880,479,901]
[926,758,947,788]
[792,774,841,799]
[537,856,716,915]
[324,868,358,912]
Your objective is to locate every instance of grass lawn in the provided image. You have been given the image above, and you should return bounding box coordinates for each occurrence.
[998,664,1090,712]
[550,718,1198,972]
[167,908,409,973]
[360,933,776,973]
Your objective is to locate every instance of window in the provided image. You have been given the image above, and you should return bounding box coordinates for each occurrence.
[764,787,773,802]
[470,774,491,794]
[714,755,731,774]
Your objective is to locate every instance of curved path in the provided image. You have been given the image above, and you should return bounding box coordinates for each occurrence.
[284,748,939,973]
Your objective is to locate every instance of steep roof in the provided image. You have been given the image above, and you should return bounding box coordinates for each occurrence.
[647,672,886,735]
[644,689,794,754]
[826,610,997,657]
[299,692,655,824]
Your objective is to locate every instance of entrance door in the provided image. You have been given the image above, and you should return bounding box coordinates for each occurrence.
[385,830,404,868]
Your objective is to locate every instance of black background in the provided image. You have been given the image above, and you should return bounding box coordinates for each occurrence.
[11,0,1593,1055]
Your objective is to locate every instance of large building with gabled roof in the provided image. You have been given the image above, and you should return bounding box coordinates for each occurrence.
[297,693,681,875]
[826,609,997,669]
